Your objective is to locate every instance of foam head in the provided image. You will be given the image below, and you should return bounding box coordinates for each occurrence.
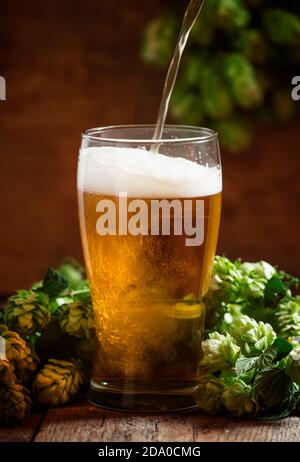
[78,147,222,198]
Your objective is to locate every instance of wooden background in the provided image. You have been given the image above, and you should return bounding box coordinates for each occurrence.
[0,0,300,292]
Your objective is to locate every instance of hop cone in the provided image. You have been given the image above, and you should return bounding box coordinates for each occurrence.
[32,359,83,405]
[194,374,224,414]
[229,315,276,356]
[263,9,300,45]
[201,332,241,372]
[142,15,178,67]
[4,290,50,336]
[59,301,94,339]
[223,53,263,109]
[0,359,16,385]
[222,378,258,417]
[0,324,26,362]
[0,383,31,421]
[15,344,39,384]
[275,297,300,339]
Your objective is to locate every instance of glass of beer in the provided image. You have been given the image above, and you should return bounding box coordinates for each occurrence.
[78,125,222,411]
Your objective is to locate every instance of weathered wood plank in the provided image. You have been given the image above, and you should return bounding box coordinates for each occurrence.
[34,404,300,442]
[191,415,300,442]
[0,414,43,442]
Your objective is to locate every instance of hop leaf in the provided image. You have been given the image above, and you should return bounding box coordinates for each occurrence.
[194,374,224,414]
[0,383,31,421]
[4,290,51,336]
[222,378,258,417]
[201,332,241,372]
[32,359,83,405]
[286,345,300,385]
[229,315,276,356]
[59,301,94,339]
[0,359,16,385]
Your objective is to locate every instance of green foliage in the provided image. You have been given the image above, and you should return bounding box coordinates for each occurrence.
[196,255,300,420]
[142,2,300,152]
[0,259,93,421]
[1,255,300,421]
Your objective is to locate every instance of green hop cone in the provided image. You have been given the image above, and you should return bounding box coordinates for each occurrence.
[217,119,253,153]
[15,344,39,384]
[0,324,27,362]
[241,261,276,281]
[200,62,233,119]
[286,345,300,385]
[32,359,83,405]
[215,0,250,29]
[201,332,241,372]
[222,378,258,417]
[275,297,300,339]
[229,315,276,356]
[0,383,31,421]
[0,359,16,385]
[235,29,268,64]
[142,15,178,67]
[59,301,94,339]
[263,9,300,45]
[223,53,263,109]
[209,256,270,302]
[194,374,224,414]
[57,258,86,290]
[4,290,50,336]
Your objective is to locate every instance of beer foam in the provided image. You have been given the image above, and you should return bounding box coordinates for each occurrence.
[78,147,222,198]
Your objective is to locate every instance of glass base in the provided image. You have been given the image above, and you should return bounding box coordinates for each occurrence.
[88,379,199,413]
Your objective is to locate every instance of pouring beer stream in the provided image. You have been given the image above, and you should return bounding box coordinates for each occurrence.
[152,0,206,147]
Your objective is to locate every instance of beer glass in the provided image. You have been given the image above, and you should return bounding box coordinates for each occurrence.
[78,125,222,411]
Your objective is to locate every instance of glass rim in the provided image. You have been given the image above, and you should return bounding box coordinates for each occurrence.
[82,124,218,144]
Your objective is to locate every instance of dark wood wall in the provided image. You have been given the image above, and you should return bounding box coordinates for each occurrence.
[0,0,299,292]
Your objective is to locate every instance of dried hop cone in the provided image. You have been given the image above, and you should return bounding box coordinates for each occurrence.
[15,344,39,384]
[32,359,83,405]
[0,359,16,385]
[4,290,51,336]
[59,301,94,339]
[0,324,27,362]
[0,383,31,421]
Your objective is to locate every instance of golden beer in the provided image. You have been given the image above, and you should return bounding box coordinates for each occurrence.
[78,126,222,410]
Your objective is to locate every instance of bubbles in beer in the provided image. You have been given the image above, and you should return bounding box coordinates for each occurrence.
[78,146,222,385]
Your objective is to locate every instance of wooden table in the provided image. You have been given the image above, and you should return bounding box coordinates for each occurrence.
[0,403,299,442]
